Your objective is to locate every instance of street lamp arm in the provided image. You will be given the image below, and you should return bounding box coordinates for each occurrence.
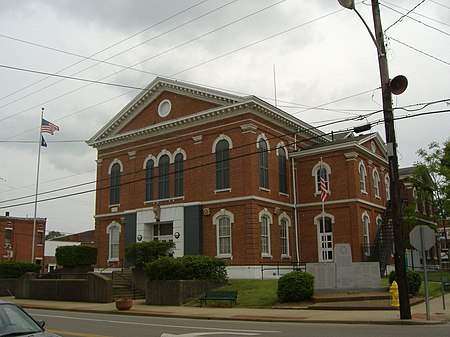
[353,8,384,57]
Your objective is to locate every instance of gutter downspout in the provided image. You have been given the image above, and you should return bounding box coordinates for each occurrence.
[291,133,300,262]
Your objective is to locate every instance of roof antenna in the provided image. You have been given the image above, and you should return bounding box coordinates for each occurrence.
[273,64,278,107]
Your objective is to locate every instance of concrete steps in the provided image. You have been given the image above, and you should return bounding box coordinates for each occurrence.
[110,269,145,300]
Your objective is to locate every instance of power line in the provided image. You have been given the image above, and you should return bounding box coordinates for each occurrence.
[0,0,210,105]
[384,0,426,32]
[0,108,446,210]
[388,36,450,67]
[0,2,345,132]
[0,0,273,118]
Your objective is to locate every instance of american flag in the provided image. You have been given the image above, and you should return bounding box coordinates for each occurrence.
[41,119,59,135]
[320,165,327,202]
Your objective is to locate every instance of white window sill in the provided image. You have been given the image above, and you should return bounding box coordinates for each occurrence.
[216,254,233,259]
[259,187,271,193]
[215,188,231,194]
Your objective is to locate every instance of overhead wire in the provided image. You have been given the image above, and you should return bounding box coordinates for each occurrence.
[0,2,354,127]
[1,107,447,210]
[0,0,280,120]
[0,0,210,104]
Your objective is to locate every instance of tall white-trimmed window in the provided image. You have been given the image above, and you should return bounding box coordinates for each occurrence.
[314,213,334,262]
[279,213,291,257]
[362,212,370,256]
[213,209,234,258]
[107,222,121,261]
[214,138,231,190]
[109,160,123,205]
[158,154,170,199]
[373,169,380,198]
[4,228,12,247]
[359,161,367,193]
[385,174,390,201]
[312,162,331,195]
[376,215,383,242]
[257,136,269,189]
[259,209,273,257]
[277,145,288,194]
[174,153,184,197]
[37,230,44,245]
[145,158,155,201]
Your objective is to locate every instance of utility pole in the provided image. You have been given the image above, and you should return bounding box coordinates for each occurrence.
[370,0,411,319]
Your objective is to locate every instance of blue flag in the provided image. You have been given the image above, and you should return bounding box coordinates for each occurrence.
[41,135,47,147]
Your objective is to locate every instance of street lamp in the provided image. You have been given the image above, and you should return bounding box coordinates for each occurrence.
[338,0,411,319]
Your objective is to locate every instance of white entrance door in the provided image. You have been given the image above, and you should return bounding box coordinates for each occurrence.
[318,217,333,262]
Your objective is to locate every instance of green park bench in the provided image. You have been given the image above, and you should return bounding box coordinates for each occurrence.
[442,276,450,291]
[200,291,238,306]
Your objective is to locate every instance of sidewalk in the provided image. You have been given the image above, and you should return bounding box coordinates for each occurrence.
[5,295,450,325]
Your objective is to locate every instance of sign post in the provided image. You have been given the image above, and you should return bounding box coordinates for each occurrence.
[409,225,436,321]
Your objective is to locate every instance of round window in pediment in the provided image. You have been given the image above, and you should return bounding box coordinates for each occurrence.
[158,99,172,117]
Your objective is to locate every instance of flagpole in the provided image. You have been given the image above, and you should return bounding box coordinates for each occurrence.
[31,108,44,263]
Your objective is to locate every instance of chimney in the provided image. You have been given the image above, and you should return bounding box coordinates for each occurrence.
[5,212,10,217]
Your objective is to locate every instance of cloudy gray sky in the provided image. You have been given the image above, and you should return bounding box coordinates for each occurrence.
[0,0,449,235]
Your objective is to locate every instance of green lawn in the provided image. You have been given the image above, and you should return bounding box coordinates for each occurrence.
[382,270,450,298]
[190,271,450,308]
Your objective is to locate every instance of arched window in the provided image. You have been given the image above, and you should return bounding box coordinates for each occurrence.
[312,161,331,195]
[107,222,120,261]
[359,161,367,193]
[362,212,370,256]
[174,153,184,197]
[158,154,170,199]
[110,162,121,205]
[215,139,230,190]
[278,146,288,194]
[258,138,269,189]
[279,215,290,257]
[145,159,155,201]
[373,169,380,198]
[385,174,390,201]
[213,209,234,258]
[259,209,273,257]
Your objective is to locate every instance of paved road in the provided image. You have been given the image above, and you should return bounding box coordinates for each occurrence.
[28,308,450,337]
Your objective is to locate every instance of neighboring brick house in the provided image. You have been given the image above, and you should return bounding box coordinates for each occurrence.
[0,212,46,271]
[87,77,391,276]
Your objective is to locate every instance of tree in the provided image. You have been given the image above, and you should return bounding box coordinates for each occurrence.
[45,230,64,240]
[415,140,450,262]
[416,140,450,219]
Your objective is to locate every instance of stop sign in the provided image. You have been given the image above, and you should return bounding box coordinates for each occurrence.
[409,225,436,251]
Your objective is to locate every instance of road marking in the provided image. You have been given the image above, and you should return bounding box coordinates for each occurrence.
[161,333,259,337]
[47,329,110,337]
[33,313,280,334]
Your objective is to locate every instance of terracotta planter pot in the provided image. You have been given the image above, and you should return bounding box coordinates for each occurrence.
[115,298,133,310]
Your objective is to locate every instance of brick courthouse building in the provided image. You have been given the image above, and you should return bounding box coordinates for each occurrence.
[87,78,390,277]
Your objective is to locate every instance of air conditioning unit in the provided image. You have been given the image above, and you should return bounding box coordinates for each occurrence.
[4,244,11,249]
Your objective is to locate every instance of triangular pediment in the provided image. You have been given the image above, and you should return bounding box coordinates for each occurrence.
[87,77,328,149]
[358,133,387,160]
[87,77,242,146]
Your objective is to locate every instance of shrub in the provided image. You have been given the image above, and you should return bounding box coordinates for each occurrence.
[125,241,175,268]
[388,269,422,295]
[55,246,97,266]
[145,255,227,281]
[277,271,314,302]
[0,262,40,279]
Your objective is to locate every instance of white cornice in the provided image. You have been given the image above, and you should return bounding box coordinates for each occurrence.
[87,78,328,150]
[290,133,388,164]
[296,198,386,211]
